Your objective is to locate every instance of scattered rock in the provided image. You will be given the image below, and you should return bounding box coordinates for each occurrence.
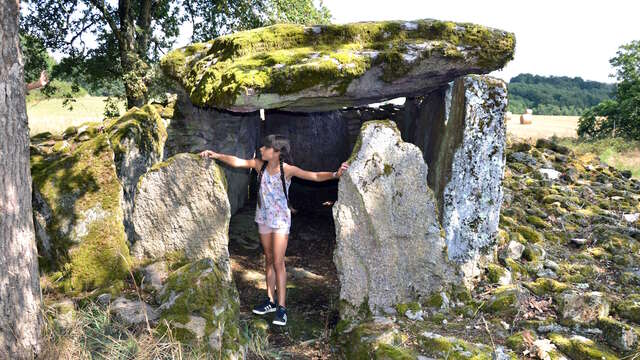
[571,238,588,246]
[96,293,112,306]
[558,291,609,325]
[142,261,169,292]
[110,297,159,326]
[539,168,562,180]
[500,240,525,261]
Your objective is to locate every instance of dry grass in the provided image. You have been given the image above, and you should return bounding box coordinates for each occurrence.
[506,114,579,140]
[27,96,126,136]
[39,301,195,360]
[555,136,640,178]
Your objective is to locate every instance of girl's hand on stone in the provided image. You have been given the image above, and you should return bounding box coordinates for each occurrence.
[199,150,219,159]
[336,162,349,177]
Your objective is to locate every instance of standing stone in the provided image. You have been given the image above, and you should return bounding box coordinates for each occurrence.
[333,121,457,317]
[132,153,231,276]
[109,105,167,244]
[424,75,508,282]
[164,93,260,215]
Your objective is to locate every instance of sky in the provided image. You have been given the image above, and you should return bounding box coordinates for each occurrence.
[51,1,639,84]
[315,0,640,83]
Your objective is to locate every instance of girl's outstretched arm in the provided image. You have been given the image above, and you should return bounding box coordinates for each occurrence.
[285,162,349,182]
[199,150,262,170]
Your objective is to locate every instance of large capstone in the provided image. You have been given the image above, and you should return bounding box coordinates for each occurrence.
[161,19,515,112]
[400,75,508,282]
[164,93,260,215]
[132,153,231,271]
[332,120,457,317]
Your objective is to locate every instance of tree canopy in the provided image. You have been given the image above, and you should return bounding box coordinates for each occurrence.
[507,73,615,116]
[578,40,640,139]
[20,0,332,108]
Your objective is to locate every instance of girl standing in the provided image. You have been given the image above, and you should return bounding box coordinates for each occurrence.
[199,134,348,326]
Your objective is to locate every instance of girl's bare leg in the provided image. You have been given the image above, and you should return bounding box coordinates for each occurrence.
[272,232,289,307]
[260,232,276,302]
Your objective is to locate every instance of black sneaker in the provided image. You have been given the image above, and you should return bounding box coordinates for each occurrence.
[272,305,287,326]
[252,298,277,315]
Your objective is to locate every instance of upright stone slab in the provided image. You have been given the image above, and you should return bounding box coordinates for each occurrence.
[428,75,508,281]
[332,121,457,317]
[109,105,167,244]
[132,153,231,277]
[164,93,260,215]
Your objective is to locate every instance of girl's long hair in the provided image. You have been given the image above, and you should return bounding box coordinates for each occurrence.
[257,134,291,208]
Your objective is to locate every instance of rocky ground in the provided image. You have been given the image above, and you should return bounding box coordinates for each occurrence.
[229,137,640,359]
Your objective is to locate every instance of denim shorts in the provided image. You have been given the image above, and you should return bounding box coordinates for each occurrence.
[257,222,290,235]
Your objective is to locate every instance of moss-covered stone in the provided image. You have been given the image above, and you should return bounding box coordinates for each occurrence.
[161,20,515,110]
[31,132,131,293]
[598,316,640,353]
[526,215,551,229]
[334,320,406,360]
[419,331,509,359]
[486,263,511,284]
[157,258,246,357]
[395,301,421,316]
[616,294,640,324]
[523,278,569,296]
[522,243,545,262]
[517,225,543,243]
[549,333,619,360]
[107,105,167,169]
[484,285,521,316]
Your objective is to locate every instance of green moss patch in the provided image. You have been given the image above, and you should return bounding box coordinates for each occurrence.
[524,278,569,296]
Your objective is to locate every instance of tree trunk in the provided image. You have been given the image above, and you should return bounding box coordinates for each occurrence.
[119,0,147,108]
[0,1,43,359]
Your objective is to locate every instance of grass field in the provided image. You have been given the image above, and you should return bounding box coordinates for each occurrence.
[506,114,579,139]
[27,96,126,136]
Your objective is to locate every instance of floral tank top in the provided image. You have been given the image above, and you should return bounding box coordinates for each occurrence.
[255,168,292,229]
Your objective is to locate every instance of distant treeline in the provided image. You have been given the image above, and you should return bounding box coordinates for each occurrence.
[507,73,615,116]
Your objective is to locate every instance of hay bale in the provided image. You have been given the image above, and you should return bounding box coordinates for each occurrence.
[520,109,533,125]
